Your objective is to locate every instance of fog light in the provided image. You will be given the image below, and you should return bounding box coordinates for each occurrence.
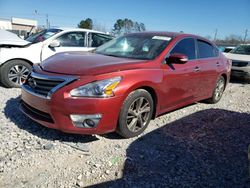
[70,114,102,128]
[85,119,95,127]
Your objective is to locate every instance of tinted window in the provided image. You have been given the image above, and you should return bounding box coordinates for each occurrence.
[56,32,86,47]
[170,38,196,60]
[197,40,217,58]
[90,33,113,47]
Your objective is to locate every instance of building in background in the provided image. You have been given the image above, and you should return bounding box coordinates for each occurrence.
[0,17,37,38]
[0,18,12,30]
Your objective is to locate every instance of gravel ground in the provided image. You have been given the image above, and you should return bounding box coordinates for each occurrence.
[0,80,250,188]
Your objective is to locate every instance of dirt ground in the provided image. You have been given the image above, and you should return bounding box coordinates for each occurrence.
[0,80,250,187]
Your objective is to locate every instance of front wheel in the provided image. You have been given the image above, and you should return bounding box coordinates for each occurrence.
[0,60,32,88]
[117,89,154,138]
[206,76,225,104]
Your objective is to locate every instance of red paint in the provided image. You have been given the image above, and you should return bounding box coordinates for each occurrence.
[21,32,231,135]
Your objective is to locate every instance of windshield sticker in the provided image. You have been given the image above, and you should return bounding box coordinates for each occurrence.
[152,36,171,41]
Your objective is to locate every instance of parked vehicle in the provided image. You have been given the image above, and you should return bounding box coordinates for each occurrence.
[20,32,231,138]
[0,30,30,46]
[218,46,235,53]
[224,44,250,80]
[0,28,113,88]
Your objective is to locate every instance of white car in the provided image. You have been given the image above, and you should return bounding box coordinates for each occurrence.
[0,28,113,87]
[224,44,250,80]
[219,46,235,53]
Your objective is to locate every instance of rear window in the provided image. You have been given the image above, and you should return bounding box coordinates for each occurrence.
[90,33,113,47]
[198,40,218,58]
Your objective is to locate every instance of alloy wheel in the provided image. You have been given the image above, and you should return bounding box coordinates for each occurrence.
[126,97,151,133]
[214,78,225,101]
[8,65,30,85]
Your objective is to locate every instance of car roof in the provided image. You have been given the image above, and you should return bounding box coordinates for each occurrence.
[239,43,250,46]
[125,31,207,40]
[54,27,107,34]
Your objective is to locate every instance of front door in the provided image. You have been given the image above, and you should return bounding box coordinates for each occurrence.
[41,31,89,61]
[160,38,201,111]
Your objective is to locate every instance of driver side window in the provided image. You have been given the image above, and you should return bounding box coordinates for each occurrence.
[170,38,196,60]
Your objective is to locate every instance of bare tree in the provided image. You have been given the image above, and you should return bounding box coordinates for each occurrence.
[112,18,146,36]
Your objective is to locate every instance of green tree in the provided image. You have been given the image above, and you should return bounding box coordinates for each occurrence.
[112,18,146,36]
[78,18,93,29]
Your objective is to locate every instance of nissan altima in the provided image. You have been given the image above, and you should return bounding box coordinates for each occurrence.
[20,32,231,138]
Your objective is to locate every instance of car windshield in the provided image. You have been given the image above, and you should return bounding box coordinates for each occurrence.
[26,29,62,43]
[230,45,250,55]
[95,34,172,60]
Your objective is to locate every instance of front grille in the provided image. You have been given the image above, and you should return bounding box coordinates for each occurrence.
[26,75,64,97]
[23,72,77,98]
[232,61,249,67]
[20,100,54,123]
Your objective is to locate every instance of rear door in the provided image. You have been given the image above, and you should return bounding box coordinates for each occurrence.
[196,39,220,97]
[161,38,201,110]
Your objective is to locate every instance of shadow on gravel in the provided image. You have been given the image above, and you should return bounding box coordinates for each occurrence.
[89,109,250,187]
[230,76,250,84]
[4,96,98,143]
[0,82,7,88]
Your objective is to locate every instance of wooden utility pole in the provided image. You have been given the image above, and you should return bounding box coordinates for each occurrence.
[214,29,218,41]
[46,14,49,29]
[243,29,248,43]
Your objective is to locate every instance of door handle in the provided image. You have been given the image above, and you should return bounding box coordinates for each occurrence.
[216,62,220,67]
[193,66,201,72]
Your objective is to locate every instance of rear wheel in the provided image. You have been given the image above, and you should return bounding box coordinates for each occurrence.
[117,89,154,138]
[207,76,225,104]
[0,60,32,88]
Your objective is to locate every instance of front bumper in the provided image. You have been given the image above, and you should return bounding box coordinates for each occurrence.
[20,83,124,135]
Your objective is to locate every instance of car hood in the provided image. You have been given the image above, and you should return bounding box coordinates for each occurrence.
[224,52,250,62]
[40,51,149,75]
[0,30,30,47]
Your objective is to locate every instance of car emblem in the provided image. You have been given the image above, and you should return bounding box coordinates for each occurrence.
[28,78,37,88]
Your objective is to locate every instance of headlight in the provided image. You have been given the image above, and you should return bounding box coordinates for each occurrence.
[70,76,122,97]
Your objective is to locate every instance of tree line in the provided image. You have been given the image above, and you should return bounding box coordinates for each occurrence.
[78,18,249,45]
[204,34,249,46]
[78,18,146,36]
[214,34,250,46]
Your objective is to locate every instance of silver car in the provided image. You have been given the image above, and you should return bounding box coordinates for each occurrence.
[224,44,250,80]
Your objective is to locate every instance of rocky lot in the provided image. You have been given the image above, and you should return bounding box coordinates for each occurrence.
[0,80,250,188]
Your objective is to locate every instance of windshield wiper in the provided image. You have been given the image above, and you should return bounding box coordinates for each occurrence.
[97,53,120,58]
[105,54,120,57]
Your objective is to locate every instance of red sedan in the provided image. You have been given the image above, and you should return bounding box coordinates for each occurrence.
[20,32,231,138]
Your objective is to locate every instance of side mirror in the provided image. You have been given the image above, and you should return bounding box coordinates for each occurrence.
[166,53,188,64]
[49,40,60,48]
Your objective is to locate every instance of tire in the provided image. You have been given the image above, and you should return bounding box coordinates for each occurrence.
[0,60,32,88]
[117,89,154,138]
[206,76,225,104]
